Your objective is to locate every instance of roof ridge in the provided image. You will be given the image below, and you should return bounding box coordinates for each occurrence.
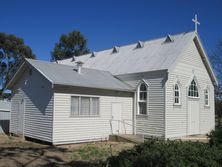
[25,58,113,74]
[57,30,195,61]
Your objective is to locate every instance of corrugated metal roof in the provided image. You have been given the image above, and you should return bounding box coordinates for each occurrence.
[0,100,11,111]
[58,31,195,75]
[26,59,133,92]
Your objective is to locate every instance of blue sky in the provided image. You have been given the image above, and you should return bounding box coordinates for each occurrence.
[0,0,222,61]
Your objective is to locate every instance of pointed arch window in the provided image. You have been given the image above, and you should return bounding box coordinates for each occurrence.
[138,83,148,115]
[188,80,199,97]
[174,84,180,104]
[204,89,209,106]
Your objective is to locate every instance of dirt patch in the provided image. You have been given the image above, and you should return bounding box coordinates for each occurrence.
[0,135,134,167]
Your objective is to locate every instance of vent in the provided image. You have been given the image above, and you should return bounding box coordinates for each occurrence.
[71,56,75,62]
[112,46,119,54]
[136,41,144,48]
[91,51,96,57]
[76,61,84,74]
[164,34,174,43]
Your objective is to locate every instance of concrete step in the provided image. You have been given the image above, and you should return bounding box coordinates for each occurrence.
[109,134,144,144]
[176,135,209,143]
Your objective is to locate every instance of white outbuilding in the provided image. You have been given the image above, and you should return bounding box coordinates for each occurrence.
[0,100,11,134]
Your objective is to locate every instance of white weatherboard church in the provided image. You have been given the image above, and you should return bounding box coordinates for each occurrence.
[7,18,218,144]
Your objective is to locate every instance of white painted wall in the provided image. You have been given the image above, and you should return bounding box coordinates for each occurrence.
[10,68,54,142]
[166,39,215,138]
[117,70,166,138]
[53,88,133,144]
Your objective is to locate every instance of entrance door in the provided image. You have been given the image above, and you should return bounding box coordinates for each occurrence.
[18,99,25,134]
[188,100,199,135]
[111,103,122,134]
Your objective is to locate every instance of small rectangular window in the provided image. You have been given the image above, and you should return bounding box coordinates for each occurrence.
[139,102,146,115]
[71,97,79,116]
[92,97,99,115]
[71,96,99,117]
[204,89,209,106]
[80,97,90,115]
[174,84,180,105]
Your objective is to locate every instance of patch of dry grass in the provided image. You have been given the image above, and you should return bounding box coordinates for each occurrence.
[0,134,134,166]
[69,142,134,162]
[0,134,46,148]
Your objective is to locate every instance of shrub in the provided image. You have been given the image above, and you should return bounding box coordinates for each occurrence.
[107,140,222,167]
[208,126,222,146]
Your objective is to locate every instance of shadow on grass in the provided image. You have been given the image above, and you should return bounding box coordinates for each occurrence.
[0,146,102,167]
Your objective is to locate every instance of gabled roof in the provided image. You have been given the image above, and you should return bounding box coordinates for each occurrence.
[6,59,133,92]
[58,31,217,85]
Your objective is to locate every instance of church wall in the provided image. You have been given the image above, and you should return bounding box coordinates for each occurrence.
[166,39,215,138]
[117,70,167,138]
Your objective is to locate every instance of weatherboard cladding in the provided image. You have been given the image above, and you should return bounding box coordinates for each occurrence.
[10,68,53,142]
[166,40,215,138]
[26,59,132,92]
[58,31,195,75]
[117,70,166,137]
[53,92,133,144]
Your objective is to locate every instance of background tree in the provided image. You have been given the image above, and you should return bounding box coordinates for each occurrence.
[51,30,90,61]
[211,39,222,126]
[0,33,35,98]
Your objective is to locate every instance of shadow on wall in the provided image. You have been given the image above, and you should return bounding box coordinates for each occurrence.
[23,80,53,115]
[0,120,10,134]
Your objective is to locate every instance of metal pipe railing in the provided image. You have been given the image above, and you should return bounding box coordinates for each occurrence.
[109,119,145,142]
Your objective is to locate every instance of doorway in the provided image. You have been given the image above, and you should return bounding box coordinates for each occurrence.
[187,100,199,135]
[18,99,25,134]
[111,103,122,134]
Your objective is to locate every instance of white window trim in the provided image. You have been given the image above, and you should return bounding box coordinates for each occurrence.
[187,78,200,99]
[137,81,149,116]
[173,83,181,106]
[70,95,100,117]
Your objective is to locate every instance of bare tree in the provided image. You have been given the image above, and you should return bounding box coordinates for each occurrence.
[211,40,222,126]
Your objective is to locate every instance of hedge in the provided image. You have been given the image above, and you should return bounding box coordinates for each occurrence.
[107,140,222,167]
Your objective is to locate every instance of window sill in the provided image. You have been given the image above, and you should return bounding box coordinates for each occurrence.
[136,114,149,117]
[70,115,100,118]
[204,105,210,108]
[187,96,200,99]
[173,103,181,106]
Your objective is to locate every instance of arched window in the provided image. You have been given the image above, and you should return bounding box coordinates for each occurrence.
[174,84,180,104]
[138,83,147,115]
[188,79,199,97]
[204,89,209,106]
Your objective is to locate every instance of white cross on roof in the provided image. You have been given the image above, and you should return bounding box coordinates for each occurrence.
[192,14,200,33]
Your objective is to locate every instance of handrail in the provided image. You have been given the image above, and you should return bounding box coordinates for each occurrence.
[109,119,145,142]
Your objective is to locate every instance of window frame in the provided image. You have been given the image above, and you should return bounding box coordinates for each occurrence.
[137,82,148,115]
[204,88,210,107]
[174,83,181,105]
[188,79,199,98]
[70,95,100,117]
